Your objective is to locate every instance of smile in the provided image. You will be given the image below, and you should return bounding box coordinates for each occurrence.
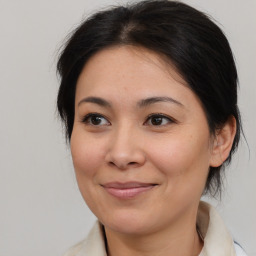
[101,182,157,199]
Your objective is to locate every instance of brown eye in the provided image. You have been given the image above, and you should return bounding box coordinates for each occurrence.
[151,116,164,125]
[82,113,110,126]
[91,115,103,125]
[145,114,173,126]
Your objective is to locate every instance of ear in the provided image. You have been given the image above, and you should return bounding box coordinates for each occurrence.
[210,116,237,167]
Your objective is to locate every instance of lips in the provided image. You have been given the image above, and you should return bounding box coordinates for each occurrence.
[101,182,157,199]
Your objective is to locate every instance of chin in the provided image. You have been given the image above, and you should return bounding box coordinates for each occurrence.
[100,209,153,235]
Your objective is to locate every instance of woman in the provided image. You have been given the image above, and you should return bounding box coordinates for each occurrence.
[57,1,247,255]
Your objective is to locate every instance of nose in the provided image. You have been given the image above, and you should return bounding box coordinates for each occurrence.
[105,126,146,170]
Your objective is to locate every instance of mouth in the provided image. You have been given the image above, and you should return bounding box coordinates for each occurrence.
[101,182,157,199]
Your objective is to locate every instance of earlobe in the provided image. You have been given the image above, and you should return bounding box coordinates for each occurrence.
[210,116,237,167]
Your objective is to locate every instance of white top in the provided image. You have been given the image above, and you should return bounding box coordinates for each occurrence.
[63,201,247,256]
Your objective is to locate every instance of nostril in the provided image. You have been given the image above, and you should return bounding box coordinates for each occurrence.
[108,161,138,169]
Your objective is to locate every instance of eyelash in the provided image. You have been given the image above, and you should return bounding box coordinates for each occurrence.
[80,113,176,127]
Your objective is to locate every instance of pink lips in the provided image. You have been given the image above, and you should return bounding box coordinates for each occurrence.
[102,182,156,199]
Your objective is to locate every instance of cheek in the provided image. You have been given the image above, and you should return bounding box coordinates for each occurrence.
[70,131,105,179]
[147,131,211,185]
[70,130,108,213]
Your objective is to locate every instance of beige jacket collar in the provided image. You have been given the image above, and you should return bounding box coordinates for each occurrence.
[197,201,236,256]
[64,201,237,256]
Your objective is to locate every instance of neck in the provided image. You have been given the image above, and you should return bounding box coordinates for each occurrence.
[104,214,203,256]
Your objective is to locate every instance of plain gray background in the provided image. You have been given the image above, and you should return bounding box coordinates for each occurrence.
[0,0,255,255]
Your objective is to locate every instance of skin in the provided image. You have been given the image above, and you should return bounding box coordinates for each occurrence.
[71,46,236,256]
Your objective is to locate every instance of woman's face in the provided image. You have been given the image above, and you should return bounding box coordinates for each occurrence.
[71,46,215,235]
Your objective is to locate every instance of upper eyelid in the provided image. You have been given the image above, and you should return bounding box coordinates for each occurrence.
[145,113,176,122]
[81,113,110,123]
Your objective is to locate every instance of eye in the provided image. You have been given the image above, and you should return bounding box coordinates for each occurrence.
[145,114,174,126]
[81,113,110,126]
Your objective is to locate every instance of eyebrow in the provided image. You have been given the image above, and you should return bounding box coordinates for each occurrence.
[137,96,184,108]
[78,97,111,107]
[77,96,184,108]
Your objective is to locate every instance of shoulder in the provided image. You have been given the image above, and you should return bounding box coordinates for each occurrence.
[234,242,248,256]
[63,239,85,256]
[62,221,107,256]
[197,202,248,256]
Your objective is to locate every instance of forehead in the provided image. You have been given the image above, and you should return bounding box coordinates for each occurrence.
[76,46,190,99]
